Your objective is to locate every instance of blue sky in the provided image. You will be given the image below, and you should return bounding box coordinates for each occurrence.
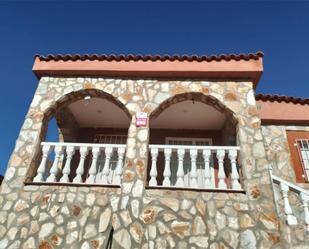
[0,1,308,175]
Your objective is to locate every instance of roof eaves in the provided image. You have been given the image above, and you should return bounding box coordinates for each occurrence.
[34,52,264,62]
[256,93,309,105]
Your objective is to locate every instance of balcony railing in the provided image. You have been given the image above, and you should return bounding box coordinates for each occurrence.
[33,142,126,185]
[148,144,242,190]
[270,170,309,232]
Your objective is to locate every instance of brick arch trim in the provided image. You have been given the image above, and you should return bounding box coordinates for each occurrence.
[43,89,131,122]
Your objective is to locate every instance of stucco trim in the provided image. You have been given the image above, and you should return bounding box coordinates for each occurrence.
[32,57,263,87]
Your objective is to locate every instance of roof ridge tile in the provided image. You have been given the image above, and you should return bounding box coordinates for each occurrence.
[256,93,309,105]
[34,52,264,62]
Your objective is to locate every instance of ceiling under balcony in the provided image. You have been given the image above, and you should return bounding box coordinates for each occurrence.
[68,98,226,130]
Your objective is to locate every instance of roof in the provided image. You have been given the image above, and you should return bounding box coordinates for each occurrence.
[256,93,309,125]
[33,52,264,87]
[35,52,263,62]
[256,93,309,105]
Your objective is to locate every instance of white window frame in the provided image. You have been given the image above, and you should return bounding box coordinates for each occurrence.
[295,139,309,182]
[165,137,213,145]
[93,134,127,144]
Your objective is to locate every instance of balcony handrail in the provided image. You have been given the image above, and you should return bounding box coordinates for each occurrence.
[41,141,126,149]
[269,168,309,231]
[148,144,242,190]
[33,141,126,185]
[271,173,309,196]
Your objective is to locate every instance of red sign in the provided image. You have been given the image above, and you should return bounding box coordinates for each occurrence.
[136,112,148,127]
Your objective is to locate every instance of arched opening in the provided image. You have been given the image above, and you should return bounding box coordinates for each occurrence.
[147,93,241,190]
[32,90,131,185]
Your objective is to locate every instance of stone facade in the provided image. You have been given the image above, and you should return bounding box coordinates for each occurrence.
[262,126,296,183]
[262,125,309,188]
[0,76,308,248]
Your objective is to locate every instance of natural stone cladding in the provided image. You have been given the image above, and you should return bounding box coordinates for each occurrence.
[0,77,306,248]
[262,125,309,188]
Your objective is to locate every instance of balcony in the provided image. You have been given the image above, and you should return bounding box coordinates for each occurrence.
[146,94,241,191]
[33,142,126,186]
[31,141,242,191]
[148,144,242,191]
[29,94,131,186]
[29,91,242,191]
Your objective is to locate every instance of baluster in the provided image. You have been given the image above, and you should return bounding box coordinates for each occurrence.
[46,145,63,182]
[33,144,51,182]
[95,154,104,183]
[86,147,101,183]
[100,147,113,184]
[300,192,309,232]
[175,149,185,187]
[229,149,242,190]
[59,146,75,183]
[113,147,125,185]
[163,148,172,186]
[217,149,227,189]
[203,149,212,188]
[149,148,159,186]
[73,146,89,183]
[190,149,198,188]
[280,182,298,225]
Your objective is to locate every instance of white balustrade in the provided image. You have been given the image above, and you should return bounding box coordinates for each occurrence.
[100,147,113,184]
[163,148,172,186]
[216,149,227,189]
[280,182,298,225]
[86,147,100,183]
[190,149,198,188]
[46,145,64,182]
[33,142,126,185]
[270,172,309,231]
[300,193,309,232]
[59,146,75,183]
[203,149,212,188]
[73,146,89,183]
[33,144,51,182]
[113,147,126,185]
[229,149,242,190]
[175,149,185,187]
[149,148,159,186]
[149,144,242,190]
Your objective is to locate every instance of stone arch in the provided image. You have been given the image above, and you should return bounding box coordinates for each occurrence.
[147,92,240,187]
[44,89,130,125]
[26,88,132,181]
[41,88,131,142]
[150,92,238,127]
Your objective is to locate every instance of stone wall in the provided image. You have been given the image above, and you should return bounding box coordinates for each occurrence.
[261,125,309,188]
[0,185,119,248]
[0,76,303,248]
[261,126,296,183]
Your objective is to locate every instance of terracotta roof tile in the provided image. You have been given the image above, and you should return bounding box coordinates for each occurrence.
[256,93,309,105]
[35,52,263,62]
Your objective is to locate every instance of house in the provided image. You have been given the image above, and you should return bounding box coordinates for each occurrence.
[0,52,308,248]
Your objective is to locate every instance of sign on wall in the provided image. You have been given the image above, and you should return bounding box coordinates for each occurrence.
[136,112,148,127]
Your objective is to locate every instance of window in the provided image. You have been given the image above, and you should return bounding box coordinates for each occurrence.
[287,131,309,183]
[94,134,127,144]
[295,139,309,181]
